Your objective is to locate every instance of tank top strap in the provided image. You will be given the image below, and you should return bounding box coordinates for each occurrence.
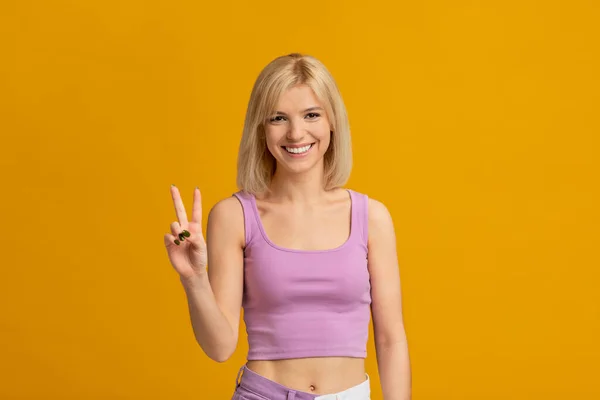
[232,190,259,248]
[348,189,369,247]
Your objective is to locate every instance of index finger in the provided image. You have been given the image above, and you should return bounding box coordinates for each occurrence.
[170,185,188,226]
[191,187,202,224]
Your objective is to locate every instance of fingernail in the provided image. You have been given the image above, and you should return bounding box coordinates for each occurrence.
[178,233,185,241]
[174,239,180,245]
[182,230,191,237]
[171,184,176,187]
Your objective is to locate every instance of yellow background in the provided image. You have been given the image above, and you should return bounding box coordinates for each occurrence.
[1,1,598,399]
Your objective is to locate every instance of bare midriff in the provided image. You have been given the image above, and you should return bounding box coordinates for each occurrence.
[246,356,366,395]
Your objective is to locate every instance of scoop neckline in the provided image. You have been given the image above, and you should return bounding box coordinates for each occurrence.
[248,189,354,254]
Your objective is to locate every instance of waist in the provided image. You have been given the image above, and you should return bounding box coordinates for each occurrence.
[245,357,367,396]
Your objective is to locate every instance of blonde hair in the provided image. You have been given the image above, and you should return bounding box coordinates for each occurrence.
[236,53,352,195]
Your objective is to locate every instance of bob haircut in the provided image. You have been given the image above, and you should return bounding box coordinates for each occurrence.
[236,53,352,195]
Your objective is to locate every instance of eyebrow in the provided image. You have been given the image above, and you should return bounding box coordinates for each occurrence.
[274,106,324,115]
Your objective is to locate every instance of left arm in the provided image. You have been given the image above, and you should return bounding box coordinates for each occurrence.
[367,198,412,400]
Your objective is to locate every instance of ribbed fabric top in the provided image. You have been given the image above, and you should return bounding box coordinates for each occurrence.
[232,189,372,361]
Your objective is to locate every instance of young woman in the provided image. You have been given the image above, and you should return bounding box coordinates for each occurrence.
[164,53,411,400]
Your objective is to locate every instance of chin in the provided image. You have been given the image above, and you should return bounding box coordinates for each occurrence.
[285,164,318,175]
[277,158,324,176]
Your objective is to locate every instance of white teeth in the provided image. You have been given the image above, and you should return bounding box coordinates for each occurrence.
[285,144,312,154]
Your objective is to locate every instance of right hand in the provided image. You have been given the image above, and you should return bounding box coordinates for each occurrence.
[163,185,207,281]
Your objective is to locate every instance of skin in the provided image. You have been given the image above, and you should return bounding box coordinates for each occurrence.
[165,84,411,398]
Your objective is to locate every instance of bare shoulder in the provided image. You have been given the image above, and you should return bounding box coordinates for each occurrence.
[367,197,394,229]
[209,195,243,218]
[366,197,396,249]
[207,195,245,246]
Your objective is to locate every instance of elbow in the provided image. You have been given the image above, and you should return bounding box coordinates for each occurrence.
[203,342,237,363]
[211,353,231,363]
[208,349,234,363]
[194,323,238,363]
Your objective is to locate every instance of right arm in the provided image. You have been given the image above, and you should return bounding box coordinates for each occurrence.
[179,196,245,362]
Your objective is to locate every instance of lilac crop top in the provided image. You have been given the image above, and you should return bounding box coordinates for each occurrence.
[232,189,372,361]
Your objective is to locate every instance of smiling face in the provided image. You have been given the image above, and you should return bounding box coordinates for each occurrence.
[264,84,332,178]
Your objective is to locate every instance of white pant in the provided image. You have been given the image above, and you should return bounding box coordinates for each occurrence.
[314,374,370,400]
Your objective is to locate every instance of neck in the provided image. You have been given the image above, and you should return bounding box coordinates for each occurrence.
[268,164,327,204]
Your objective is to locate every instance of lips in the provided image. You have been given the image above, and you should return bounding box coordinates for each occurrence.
[282,143,315,155]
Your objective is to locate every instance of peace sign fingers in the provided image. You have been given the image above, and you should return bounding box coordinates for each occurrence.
[165,185,208,274]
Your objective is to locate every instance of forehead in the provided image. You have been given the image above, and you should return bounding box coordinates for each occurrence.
[274,84,322,111]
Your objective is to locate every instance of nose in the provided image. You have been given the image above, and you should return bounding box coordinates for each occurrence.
[286,120,305,142]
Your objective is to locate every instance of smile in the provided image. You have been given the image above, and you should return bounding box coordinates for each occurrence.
[282,143,315,155]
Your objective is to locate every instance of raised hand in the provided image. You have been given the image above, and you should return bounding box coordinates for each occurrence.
[163,185,207,281]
